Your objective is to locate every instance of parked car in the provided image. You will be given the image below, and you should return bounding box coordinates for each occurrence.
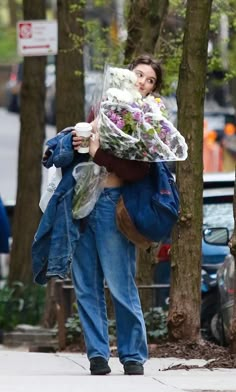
[217,251,234,345]
[154,171,235,340]
[4,56,56,115]
[204,228,235,345]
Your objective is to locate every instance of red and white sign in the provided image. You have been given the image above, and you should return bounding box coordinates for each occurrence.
[17,20,58,56]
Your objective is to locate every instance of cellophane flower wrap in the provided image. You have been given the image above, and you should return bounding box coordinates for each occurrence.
[96,65,188,161]
[72,162,107,219]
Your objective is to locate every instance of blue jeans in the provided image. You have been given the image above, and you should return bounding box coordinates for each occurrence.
[71,187,148,364]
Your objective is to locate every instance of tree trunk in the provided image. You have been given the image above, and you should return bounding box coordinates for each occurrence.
[124,0,169,309]
[41,278,58,328]
[8,0,46,285]
[136,247,157,312]
[42,0,86,328]
[56,0,85,132]
[229,164,236,353]
[124,0,169,63]
[8,0,17,27]
[168,0,213,342]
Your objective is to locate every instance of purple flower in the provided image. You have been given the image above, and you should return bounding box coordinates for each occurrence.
[145,116,152,124]
[131,103,140,108]
[160,121,171,133]
[132,111,142,122]
[159,130,167,140]
[116,119,125,129]
[142,103,151,113]
[110,112,118,122]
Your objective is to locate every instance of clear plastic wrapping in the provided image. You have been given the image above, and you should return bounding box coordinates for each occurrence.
[72,162,107,219]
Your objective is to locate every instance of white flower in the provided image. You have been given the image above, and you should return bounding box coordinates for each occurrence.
[106,88,134,103]
[143,95,161,113]
[129,88,142,102]
[103,66,143,103]
[108,67,137,89]
[144,95,156,105]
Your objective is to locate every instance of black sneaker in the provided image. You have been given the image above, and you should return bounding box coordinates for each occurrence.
[124,361,144,375]
[90,356,111,375]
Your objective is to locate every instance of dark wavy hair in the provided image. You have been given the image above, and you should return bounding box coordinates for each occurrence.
[128,54,163,93]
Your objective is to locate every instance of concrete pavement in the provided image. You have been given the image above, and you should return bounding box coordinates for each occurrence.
[0,349,236,392]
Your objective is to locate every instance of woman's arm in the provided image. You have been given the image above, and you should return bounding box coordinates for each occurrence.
[69,114,150,182]
[93,148,150,182]
[87,121,150,182]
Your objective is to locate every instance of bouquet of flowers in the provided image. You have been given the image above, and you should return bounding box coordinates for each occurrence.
[72,66,188,220]
[96,65,188,162]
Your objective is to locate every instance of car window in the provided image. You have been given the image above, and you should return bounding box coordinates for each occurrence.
[203,202,234,235]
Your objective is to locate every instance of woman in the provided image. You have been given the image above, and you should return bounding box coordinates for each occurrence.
[71,54,163,375]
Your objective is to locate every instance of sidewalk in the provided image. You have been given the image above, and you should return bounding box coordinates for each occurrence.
[1,348,236,392]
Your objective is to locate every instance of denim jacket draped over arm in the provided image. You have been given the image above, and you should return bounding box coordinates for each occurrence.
[32,128,89,285]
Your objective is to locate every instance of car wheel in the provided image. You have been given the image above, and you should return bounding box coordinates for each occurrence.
[201,289,219,342]
[215,310,227,346]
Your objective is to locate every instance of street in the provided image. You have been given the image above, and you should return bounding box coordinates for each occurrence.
[0,108,56,204]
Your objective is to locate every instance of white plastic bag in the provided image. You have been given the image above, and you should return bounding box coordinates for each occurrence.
[72,162,107,219]
[39,165,62,213]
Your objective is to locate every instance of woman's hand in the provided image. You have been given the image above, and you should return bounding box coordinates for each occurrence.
[71,130,83,151]
[72,119,100,156]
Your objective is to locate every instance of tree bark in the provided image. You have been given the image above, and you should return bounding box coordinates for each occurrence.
[124,0,169,63]
[8,0,46,284]
[168,0,213,342]
[56,0,85,132]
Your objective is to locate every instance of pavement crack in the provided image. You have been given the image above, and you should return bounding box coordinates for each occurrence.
[152,377,188,391]
[55,353,87,370]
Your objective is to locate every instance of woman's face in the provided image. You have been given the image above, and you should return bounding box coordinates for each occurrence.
[133,64,157,97]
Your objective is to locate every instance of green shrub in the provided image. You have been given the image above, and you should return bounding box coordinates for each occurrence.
[0,281,46,331]
[65,314,82,344]
[65,305,168,347]
[144,307,168,342]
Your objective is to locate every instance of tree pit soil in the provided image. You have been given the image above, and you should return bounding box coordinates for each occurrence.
[148,340,236,369]
[63,339,236,369]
